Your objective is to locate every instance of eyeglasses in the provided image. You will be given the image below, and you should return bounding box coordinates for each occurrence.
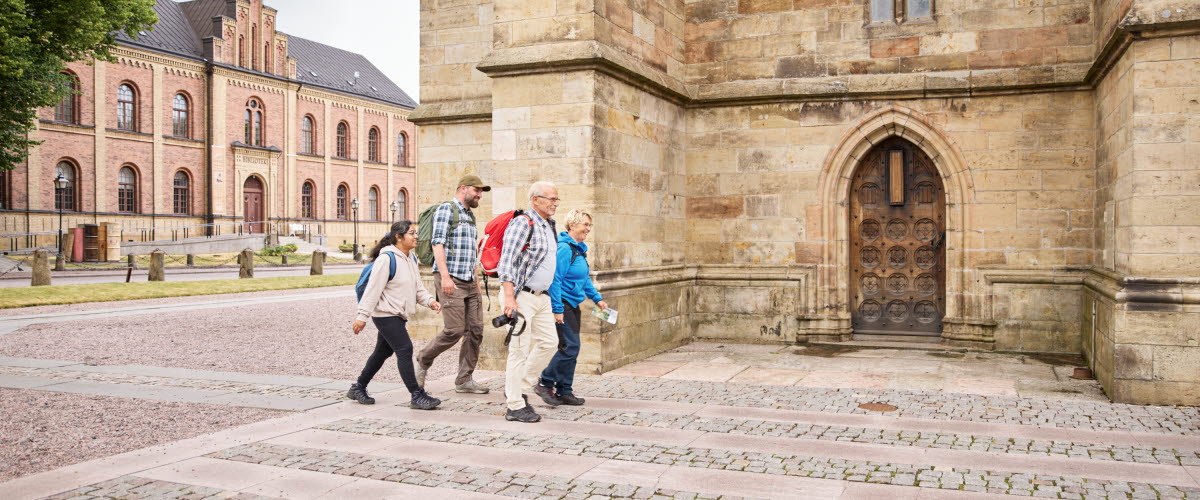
[536,195,560,203]
[404,230,417,236]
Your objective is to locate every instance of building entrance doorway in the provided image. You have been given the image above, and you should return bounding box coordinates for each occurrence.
[849,137,946,337]
[243,176,265,234]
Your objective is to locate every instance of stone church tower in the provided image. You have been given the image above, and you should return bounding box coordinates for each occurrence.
[412,0,1200,405]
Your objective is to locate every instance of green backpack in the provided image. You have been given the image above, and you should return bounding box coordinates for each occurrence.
[415,201,463,266]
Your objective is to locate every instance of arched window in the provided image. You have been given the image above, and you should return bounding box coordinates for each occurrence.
[301,181,315,218]
[116,83,136,131]
[238,35,245,66]
[244,98,263,146]
[0,168,9,210]
[251,25,258,70]
[172,93,189,137]
[397,133,408,166]
[397,189,407,220]
[118,166,138,213]
[336,122,349,158]
[336,184,348,220]
[173,170,190,214]
[301,116,315,154]
[54,160,77,211]
[367,127,379,162]
[368,186,379,221]
[55,73,79,124]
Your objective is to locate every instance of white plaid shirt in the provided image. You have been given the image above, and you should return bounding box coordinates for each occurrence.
[497,209,556,293]
[430,199,478,281]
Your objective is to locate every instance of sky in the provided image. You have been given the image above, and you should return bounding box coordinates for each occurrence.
[271,0,421,102]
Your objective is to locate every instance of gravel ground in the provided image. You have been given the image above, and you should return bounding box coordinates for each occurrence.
[0,293,462,385]
[0,388,286,482]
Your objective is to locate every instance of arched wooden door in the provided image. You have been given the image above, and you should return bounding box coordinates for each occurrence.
[849,137,945,337]
[243,176,265,234]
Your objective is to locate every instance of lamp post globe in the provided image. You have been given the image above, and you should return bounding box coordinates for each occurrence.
[351,198,360,261]
[389,201,398,224]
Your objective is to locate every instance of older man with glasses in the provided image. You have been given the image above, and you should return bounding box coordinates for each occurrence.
[496,181,561,423]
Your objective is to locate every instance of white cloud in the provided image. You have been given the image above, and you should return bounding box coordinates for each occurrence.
[271,0,420,102]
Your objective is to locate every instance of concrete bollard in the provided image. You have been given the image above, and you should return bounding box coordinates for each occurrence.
[281,253,289,265]
[148,250,165,281]
[310,250,325,275]
[127,254,136,269]
[186,254,194,266]
[239,248,254,278]
[54,252,65,271]
[31,250,51,286]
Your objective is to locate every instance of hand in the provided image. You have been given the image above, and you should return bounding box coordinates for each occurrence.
[441,275,455,296]
[351,320,366,335]
[430,301,442,312]
[503,292,518,318]
[554,313,564,324]
[597,300,609,311]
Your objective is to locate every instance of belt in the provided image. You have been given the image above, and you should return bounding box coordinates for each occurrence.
[521,286,546,296]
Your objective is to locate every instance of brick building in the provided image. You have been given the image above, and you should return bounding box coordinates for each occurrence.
[412,0,1200,405]
[0,0,418,251]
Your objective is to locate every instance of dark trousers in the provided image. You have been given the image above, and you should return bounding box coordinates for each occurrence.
[417,272,483,386]
[540,300,581,395]
[357,316,420,394]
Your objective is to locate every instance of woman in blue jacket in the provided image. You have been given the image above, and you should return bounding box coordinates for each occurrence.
[536,209,608,406]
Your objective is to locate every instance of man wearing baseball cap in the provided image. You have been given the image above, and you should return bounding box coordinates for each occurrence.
[415,174,491,394]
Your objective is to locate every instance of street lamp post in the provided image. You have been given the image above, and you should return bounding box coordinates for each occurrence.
[53,173,68,256]
[351,198,360,261]
[389,201,398,224]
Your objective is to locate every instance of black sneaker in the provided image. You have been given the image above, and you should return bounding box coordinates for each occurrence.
[557,393,585,406]
[533,384,560,407]
[347,383,375,405]
[410,390,441,410]
[504,404,541,423]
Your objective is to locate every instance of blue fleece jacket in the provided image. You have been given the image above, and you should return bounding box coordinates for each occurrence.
[547,231,603,314]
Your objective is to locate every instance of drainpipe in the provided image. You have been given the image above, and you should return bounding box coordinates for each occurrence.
[204,61,215,236]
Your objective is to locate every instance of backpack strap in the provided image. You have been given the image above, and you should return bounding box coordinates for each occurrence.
[386,252,397,281]
[446,201,462,233]
[568,246,586,267]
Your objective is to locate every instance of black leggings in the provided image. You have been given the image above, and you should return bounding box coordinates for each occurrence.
[356,316,420,393]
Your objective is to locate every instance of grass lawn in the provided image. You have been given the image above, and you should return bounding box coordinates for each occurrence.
[0,273,357,309]
[5,252,358,270]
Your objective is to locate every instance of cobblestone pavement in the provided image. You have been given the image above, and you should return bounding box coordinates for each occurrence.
[0,365,346,400]
[318,418,1200,499]
[432,398,1200,466]
[44,476,271,500]
[208,443,753,500]
[493,375,1200,435]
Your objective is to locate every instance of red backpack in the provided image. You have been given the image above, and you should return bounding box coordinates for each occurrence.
[478,209,533,277]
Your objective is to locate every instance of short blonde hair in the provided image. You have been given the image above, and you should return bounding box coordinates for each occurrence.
[563,208,592,230]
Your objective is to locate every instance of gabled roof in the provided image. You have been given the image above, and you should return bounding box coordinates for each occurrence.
[287,36,417,109]
[115,0,416,109]
[117,0,203,57]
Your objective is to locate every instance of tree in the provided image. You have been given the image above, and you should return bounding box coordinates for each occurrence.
[0,0,157,170]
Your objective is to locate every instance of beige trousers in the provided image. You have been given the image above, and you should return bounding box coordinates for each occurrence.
[502,291,558,410]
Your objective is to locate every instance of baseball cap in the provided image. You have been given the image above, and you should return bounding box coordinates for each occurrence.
[458,174,491,192]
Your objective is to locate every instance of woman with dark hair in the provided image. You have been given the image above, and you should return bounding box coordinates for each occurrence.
[349,220,443,409]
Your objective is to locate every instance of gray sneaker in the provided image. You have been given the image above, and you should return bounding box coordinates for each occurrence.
[414,362,427,388]
[455,379,489,394]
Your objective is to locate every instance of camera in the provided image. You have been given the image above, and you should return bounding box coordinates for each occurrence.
[492,313,519,329]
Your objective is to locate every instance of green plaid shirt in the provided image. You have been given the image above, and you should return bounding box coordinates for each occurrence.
[430,200,477,281]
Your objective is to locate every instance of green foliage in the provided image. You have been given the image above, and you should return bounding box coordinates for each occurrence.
[337,243,355,253]
[258,243,299,256]
[1,0,157,169]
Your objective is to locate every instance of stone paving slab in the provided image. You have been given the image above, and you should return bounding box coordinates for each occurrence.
[0,356,79,368]
[560,375,1200,434]
[318,418,1200,498]
[0,373,71,389]
[42,475,274,500]
[208,442,756,499]
[203,392,338,412]
[430,397,1200,466]
[58,363,339,388]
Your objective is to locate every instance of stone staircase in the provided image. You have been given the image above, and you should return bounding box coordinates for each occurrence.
[11,361,1200,499]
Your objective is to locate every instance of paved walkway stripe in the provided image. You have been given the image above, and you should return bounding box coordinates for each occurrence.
[208,442,759,500]
[316,417,1200,497]
[544,375,1200,435]
[43,475,274,500]
[429,397,1200,466]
